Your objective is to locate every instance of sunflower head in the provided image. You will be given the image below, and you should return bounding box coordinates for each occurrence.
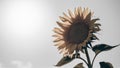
[53,7,101,56]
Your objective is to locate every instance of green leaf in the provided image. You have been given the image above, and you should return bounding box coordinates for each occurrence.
[92,44,119,54]
[55,56,74,67]
[99,61,113,68]
[74,63,84,68]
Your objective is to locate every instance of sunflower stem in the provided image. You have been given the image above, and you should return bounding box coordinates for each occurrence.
[75,48,88,66]
[84,46,92,68]
[91,53,98,68]
[78,57,88,66]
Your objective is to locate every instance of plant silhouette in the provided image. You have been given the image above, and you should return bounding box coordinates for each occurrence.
[52,6,119,68]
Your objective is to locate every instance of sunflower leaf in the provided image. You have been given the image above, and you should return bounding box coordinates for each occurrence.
[55,56,74,67]
[92,44,120,54]
[74,63,84,68]
[99,61,113,68]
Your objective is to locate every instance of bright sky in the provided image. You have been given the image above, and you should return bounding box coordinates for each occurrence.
[0,0,120,68]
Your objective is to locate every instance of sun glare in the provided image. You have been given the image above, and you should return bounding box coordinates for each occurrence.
[5,1,45,35]
[2,1,52,50]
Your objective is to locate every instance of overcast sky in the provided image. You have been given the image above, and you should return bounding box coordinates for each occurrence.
[0,0,120,68]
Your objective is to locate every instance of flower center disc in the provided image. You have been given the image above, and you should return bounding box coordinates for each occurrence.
[66,22,89,44]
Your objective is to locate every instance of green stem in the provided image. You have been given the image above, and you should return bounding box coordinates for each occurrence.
[79,57,88,66]
[84,47,92,68]
[91,54,97,67]
[75,48,88,66]
[91,53,99,68]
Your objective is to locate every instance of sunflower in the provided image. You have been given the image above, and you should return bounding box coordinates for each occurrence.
[53,7,101,56]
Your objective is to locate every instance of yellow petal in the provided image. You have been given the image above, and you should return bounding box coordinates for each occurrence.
[63,12,72,22]
[94,24,101,30]
[57,43,66,50]
[78,7,82,17]
[94,23,101,27]
[83,8,89,19]
[90,18,100,24]
[54,41,65,46]
[59,16,72,23]
[53,37,63,42]
[68,9,75,19]
[59,48,65,54]
[53,35,63,41]
[74,7,78,17]
[64,21,71,25]
[60,48,68,55]
[53,27,64,34]
[59,16,66,22]
[52,34,63,37]
[93,27,101,32]
[86,8,89,14]
[56,21,69,29]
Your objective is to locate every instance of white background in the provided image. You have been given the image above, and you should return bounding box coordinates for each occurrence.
[0,0,120,68]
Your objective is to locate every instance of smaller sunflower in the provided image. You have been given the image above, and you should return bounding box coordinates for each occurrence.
[53,7,101,56]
